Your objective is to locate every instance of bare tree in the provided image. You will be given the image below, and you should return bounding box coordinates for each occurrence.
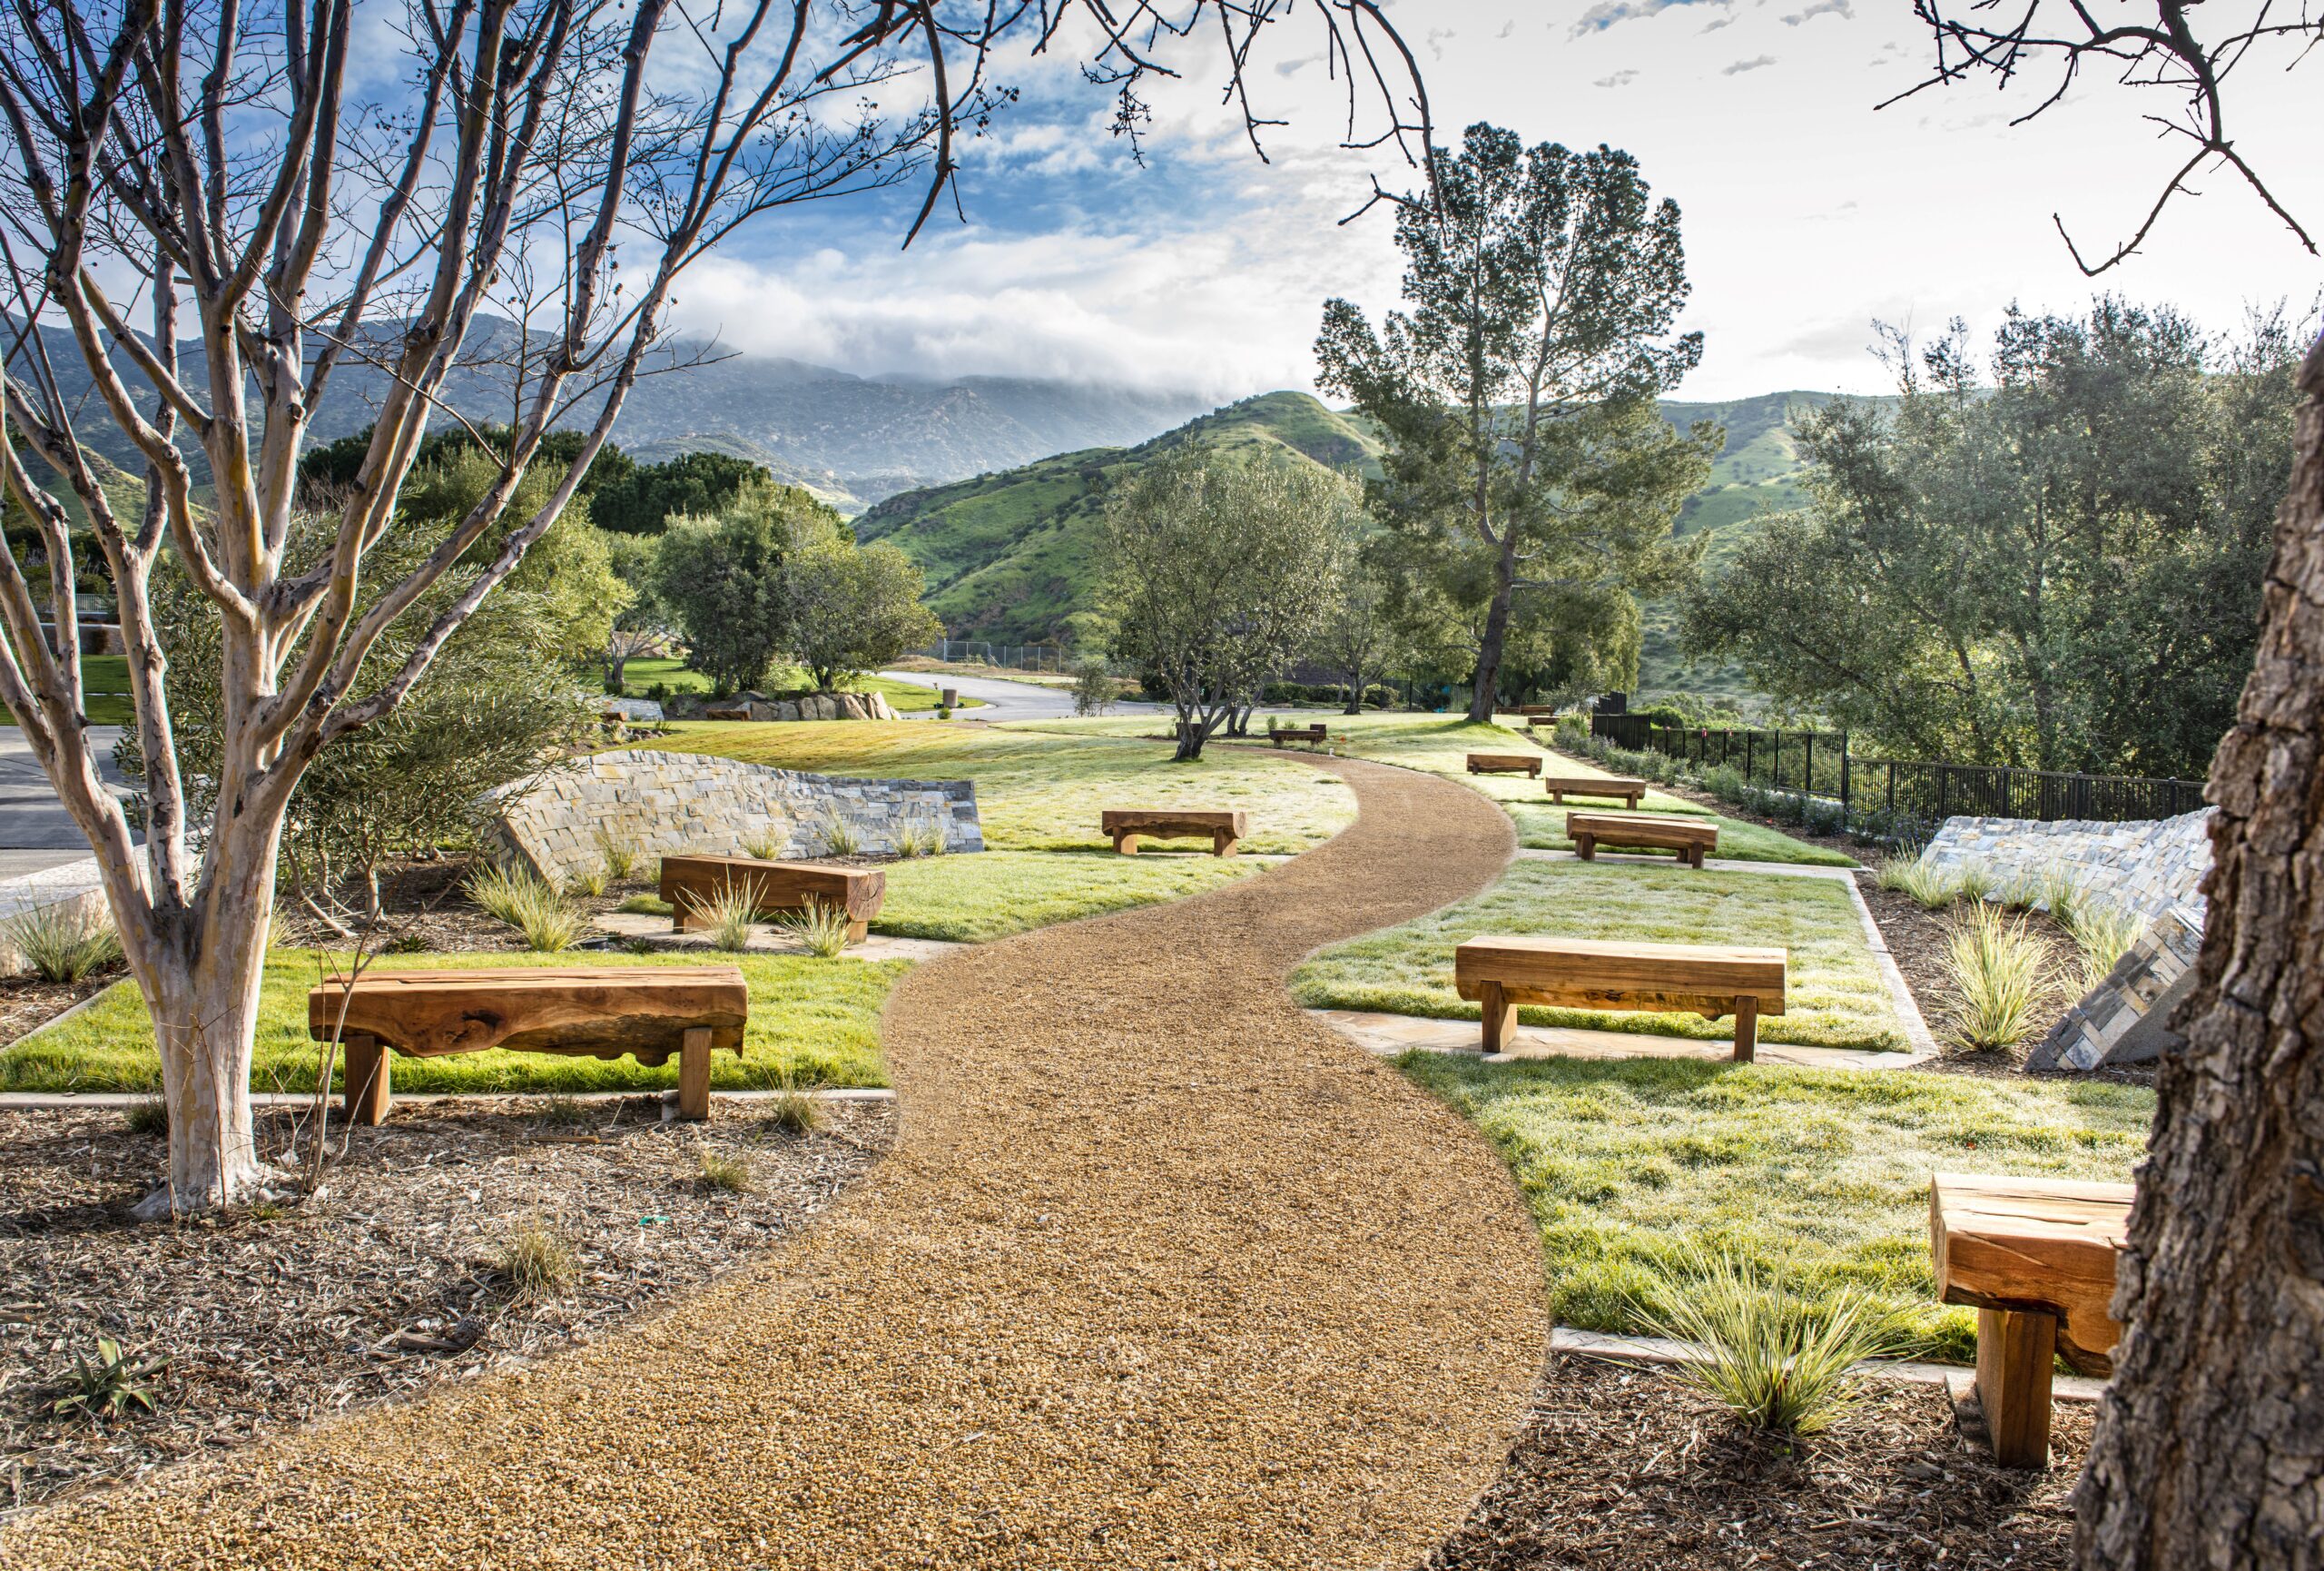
[0,0,1432,1214]
[1892,5,2324,1565]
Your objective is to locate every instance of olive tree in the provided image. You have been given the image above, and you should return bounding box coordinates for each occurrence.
[0,0,1433,1213]
[790,529,942,692]
[1102,451,1355,761]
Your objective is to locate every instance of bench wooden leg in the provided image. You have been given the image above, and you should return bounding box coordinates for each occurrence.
[1689,844,1707,870]
[1975,1307,2057,1469]
[1213,833,1238,857]
[1478,981,1513,1057]
[1574,834,1596,861]
[844,918,870,944]
[341,1033,389,1126]
[1730,996,1758,1063]
[1114,833,1138,855]
[1549,790,1567,805]
[677,1026,714,1121]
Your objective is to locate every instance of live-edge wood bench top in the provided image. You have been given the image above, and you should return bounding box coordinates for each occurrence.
[1454,935,1787,1013]
[308,965,750,1062]
[1932,1171,2134,1370]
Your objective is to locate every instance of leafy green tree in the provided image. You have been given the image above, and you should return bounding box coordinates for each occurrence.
[655,480,826,694]
[790,529,942,691]
[1102,451,1354,761]
[299,424,635,503]
[591,450,769,536]
[1317,124,1716,722]
[1310,513,1403,715]
[1679,301,2301,776]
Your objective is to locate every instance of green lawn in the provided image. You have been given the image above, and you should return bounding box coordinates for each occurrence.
[620,657,974,711]
[654,720,1355,855]
[1402,1052,2152,1362]
[876,850,1261,941]
[1291,857,1906,1051]
[0,949,900,1094]
[2,654,132,726]
[1021,712,1851,866]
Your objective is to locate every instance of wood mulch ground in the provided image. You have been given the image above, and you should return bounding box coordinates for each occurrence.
[0,1096,890,1515]
[1431,1357,2083,1571]
[0,972,123,1051]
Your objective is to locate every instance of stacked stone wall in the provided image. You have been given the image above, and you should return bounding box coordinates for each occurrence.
[487,749,982,881]
[1920,807,2212,926]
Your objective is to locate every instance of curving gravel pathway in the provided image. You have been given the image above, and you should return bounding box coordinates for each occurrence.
[5,754,1545,1570]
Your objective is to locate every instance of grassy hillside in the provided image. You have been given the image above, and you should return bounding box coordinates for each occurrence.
[857,391,1387,644]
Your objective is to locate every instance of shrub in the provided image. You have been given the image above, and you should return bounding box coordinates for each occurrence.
[48,1336,166,1421]
[1697,764,1747,805]
[493,1219,576,1303]
[3,902,123,983]
[123,1098,170,1137]
[683,881,759,953]
[696,1149,758,1195]
[2065,903,2148,993]
[533,1094,597,1129]
[1942,903,2050,1050]
[776,896,852,958]
[1636,1249,1908,1435]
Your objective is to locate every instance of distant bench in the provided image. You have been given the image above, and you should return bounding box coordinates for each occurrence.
[1931,1172,2134,1469]
[1567,811,1718,869]
[1103,808,1246,856]
[1269,724,1328,748]
[1542,776,1648,809]
[1466,753,1541,777]
[1454,935,1787,1062]
[310,965,751,1124]
[660,855,885,944]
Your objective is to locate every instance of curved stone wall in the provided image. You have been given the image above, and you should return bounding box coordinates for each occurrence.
[487,748,982,882]
[1920,807,2212,926]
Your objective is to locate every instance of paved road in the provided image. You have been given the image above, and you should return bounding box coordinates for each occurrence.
[878,668,1164,724]
[0,726,127,875]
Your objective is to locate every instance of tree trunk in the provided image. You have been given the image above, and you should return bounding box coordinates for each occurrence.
[2073,333,2324,1569]
[1467,544,1518,724]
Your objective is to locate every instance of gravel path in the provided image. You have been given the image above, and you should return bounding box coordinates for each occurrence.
[5,754,1544,1569]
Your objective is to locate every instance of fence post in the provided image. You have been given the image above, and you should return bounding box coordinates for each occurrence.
[1745,733,1754,782]
[1774,731,1783,791]
[1840,738,1851,811]
[1886,761,1896,816]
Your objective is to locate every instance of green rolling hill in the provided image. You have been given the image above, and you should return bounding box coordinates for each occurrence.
[855,391,1387,645]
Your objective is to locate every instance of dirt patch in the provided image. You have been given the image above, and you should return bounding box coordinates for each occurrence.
[0,970,124,1050]
[0,1097,890,1513]
[1431,1356,2083,1571]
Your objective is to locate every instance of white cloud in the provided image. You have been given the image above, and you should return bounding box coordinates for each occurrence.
[1783,0,1854,24]
[1570,0,1729,38]
[1722,54,1778,73]
[1597,69,1642,88]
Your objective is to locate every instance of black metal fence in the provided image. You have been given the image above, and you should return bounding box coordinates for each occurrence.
[1590,714,2206,826]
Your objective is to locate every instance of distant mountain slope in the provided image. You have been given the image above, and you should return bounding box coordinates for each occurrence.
[5,315,1213,514]
[857,391,1386,644]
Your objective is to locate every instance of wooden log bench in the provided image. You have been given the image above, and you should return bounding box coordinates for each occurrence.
[1269,724,1329,748]
[704,706,752,722]
[309,965,750,1125]
[1102,808,1246,856]
[1542,775,1649,809]
[1455,935,1787,1062]
[1931,1172,2134,1469]
[1567,810,1718,869]
[659,854,885,944]
[1466,753,1542,777]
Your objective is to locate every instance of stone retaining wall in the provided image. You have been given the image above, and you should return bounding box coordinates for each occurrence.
[0,858,110,973]
[487,749,982,882]
[1920,807,2213,926]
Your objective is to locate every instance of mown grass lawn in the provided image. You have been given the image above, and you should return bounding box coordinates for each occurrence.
[0,949,899,1095]
[1402,1052,2152,1363]
[655,719,1355,855]
[876,850,1261,941]
[1023,712,1852,866]
[619,657,974,711]
[1292,857,1906,1050]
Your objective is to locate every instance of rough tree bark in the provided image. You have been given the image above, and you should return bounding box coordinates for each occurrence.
[2073,331,2324,1567]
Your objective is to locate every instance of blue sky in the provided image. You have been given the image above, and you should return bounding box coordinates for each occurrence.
[667,0,2321,401]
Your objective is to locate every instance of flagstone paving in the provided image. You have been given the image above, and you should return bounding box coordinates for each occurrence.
[3,754,1545,1571]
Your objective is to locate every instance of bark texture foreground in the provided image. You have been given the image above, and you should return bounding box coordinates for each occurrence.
[2,756,1544,1570]
[2073,335,2324,1566]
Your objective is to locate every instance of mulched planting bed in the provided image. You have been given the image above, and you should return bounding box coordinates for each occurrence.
[1431,1356,2084,1571]
[0,969,124,1049]
[0,1095,890,1512]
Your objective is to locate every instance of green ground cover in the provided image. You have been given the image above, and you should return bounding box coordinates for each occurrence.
[1291,857,1905,1050]
[0,949,898,1094]
[1,654,132,726]
[1022,712,1850,866]
[1401,1052,2152,1362]
[875,850,1261,941]
[655,720,1354,855]
[620,657,973,711]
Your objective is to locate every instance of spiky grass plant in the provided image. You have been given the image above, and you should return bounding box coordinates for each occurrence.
[762,1059,822,1135]
[743,831,786,862]
[696,1149,759,1195]
[1637,1248,1909,1435]
[1942,902,2051,1051]
[1872,852,1961,911]
[494,1219,576,1304]
[3,902,123,983]
[1950,860,1996,904]
[2064,904,2149,993]
[896,812,947,859]
[467,865,586,952]
[819,810,862,858]
[592,828,637,882]
[566,864,611,899]
[122,1098,170,1137]
[775,896,852,959]
[2034,862,2083,930]
[682,880,761,953]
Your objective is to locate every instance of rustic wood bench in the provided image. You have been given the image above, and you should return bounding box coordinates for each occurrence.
[309,965,751,1125]
[1567,810,1718,868]
[1269,724,1329,748]
[1102,808,1246,856]
[1931,1172,2134,1469]
[1542,775,1649,809]
[660,854,885,944]
[704,706,752,722]
[1466,753,1542,777]
[1454,935,1787,1062]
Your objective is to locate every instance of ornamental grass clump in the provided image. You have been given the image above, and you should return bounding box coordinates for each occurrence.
[466,865,586,953]
[696,1148,758,1195]
[819,811,862,858]
[743,831,786,862]
[592,828,637,882]
[494,1219,576,1304]
[566,864,610,899]
[685,881,760,953]
[776,896,852,959]
[2065,903,2149,993]
[1942,902,2050,1050]
[1637,1249,1909,1436]
[3,902,123,983]
[1873,851,1960,910]
[896,812,947,859]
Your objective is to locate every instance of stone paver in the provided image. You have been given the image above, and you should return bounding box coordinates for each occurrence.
[593,909,965,962]
[1309,1007,1937,1071]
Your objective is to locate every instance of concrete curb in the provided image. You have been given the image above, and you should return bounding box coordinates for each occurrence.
[0,1087,895,1110]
